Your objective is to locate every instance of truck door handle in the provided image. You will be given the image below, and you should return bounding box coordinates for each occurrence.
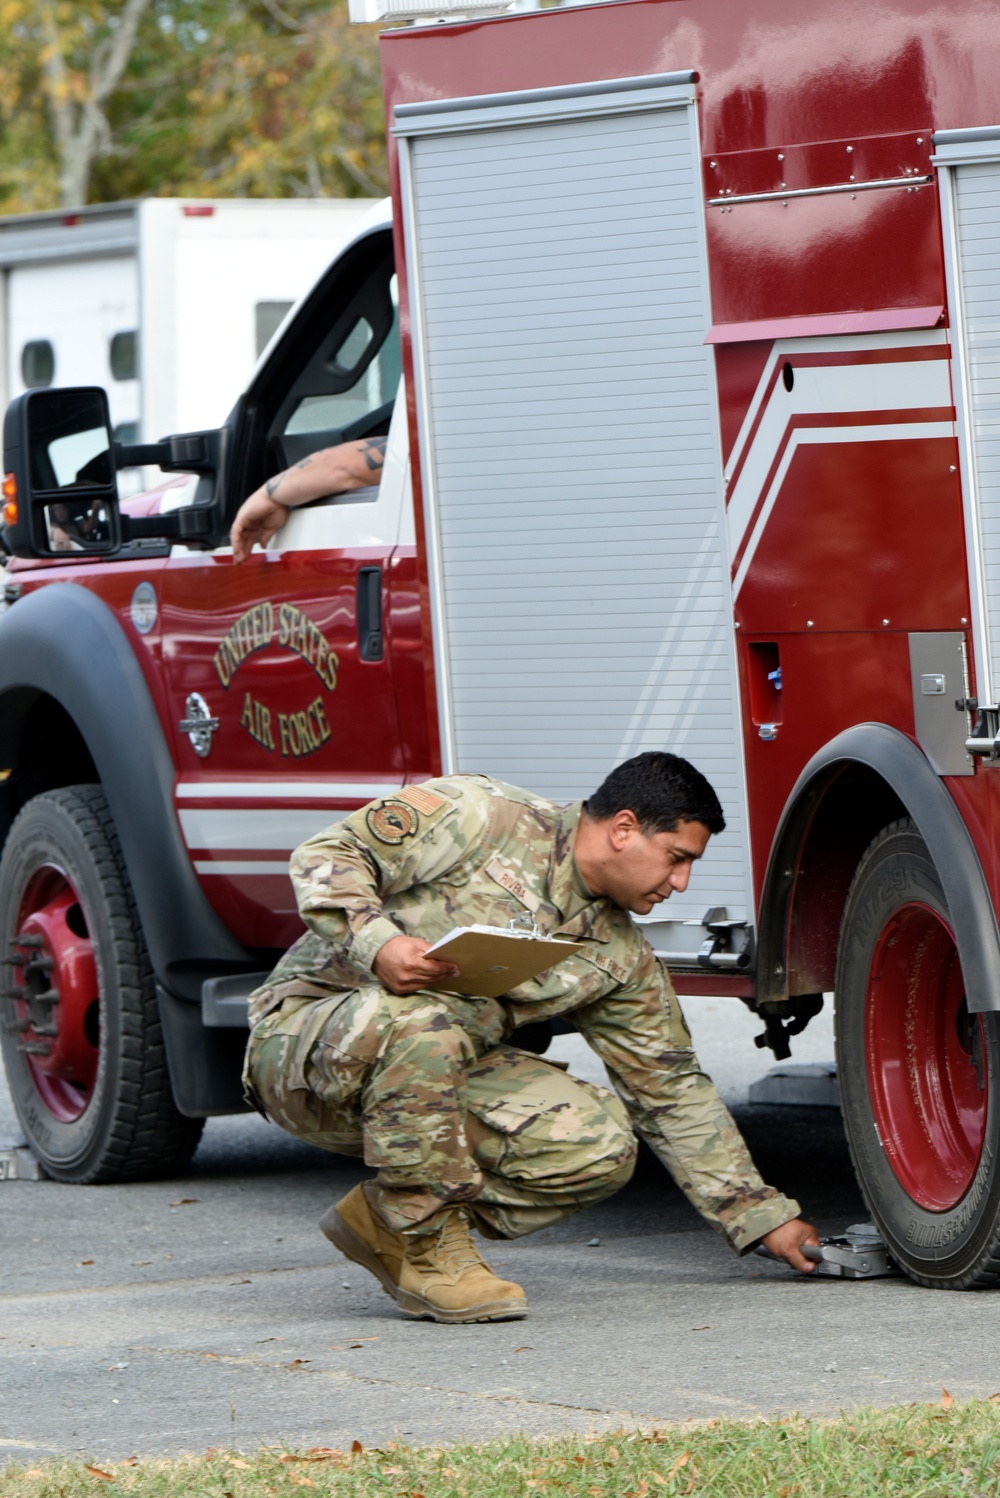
[357,566,384,662]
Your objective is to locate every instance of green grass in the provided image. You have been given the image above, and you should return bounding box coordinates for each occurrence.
[5,1397,1000,1498]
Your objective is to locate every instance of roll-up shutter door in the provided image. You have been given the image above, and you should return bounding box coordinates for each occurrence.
[396,77,753,944]
[946,156,1000,703]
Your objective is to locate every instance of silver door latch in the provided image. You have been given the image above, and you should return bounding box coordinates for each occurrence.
[754,1222,898,1278]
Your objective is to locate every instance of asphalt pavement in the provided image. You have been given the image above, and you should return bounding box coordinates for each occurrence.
[4,997,999,1461]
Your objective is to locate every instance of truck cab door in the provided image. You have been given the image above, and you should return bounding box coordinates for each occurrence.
[159,226,407,952]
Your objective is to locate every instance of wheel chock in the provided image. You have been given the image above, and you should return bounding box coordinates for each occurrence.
[755,1222,899,1278]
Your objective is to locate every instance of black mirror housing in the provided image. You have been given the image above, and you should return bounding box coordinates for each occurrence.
[3,388,122,559]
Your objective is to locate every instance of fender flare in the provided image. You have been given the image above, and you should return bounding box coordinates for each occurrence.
[757,723,1000,1014]
[0,582,251,1000]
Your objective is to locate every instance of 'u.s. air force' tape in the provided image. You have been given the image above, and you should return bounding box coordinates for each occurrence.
[754,1222,899,1278]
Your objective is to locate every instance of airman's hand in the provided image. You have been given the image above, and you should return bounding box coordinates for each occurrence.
[373,935,461,995]
[230,489,289,564]
[759,1218,821,1273]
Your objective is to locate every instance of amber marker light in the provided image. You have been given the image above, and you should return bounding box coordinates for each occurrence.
[2,473,17,527]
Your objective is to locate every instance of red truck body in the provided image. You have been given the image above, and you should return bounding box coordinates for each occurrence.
[6,0,1000,1285]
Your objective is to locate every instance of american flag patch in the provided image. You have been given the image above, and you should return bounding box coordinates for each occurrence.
[396,783,446,815]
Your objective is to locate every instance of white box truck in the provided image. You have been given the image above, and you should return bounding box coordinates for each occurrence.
[0,198,376,453]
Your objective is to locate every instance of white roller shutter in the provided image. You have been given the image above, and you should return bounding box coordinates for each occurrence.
[938,135,1000,707]
[396,76,753,949]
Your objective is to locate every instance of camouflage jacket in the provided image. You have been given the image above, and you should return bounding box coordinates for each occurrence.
[253,774,800,1250]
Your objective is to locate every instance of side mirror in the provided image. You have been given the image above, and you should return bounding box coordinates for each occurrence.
[2,388,121,559]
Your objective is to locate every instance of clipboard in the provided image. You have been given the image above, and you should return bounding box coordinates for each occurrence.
[423,923,588,998]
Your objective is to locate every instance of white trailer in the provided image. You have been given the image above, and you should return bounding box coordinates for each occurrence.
[0,198,376,452]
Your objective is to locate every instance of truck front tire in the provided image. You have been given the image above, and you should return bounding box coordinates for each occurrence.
[836,818,1000,1288]
[0,786,203,1181]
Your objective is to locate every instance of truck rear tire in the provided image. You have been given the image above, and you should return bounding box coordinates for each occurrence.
[835,818,1000,1288]
[0,786,203,1182]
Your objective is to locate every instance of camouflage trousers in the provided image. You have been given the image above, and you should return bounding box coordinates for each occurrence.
[243,985,637,1238]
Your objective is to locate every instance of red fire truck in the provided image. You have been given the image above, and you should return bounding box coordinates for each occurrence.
[3,0,1000,1289]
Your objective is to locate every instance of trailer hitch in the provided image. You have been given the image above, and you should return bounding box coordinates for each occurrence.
[754,1223,898,1278]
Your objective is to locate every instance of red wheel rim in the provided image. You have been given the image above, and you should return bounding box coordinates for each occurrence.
[9,865,99,1123]
[866,901,987,1211]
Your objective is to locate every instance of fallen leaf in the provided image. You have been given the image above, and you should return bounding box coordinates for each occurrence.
[690,1326,712,1332]
[78,1260,95,1267]
[204,1354,218,1361]
[942,1387,954,1410]
[289,1359,311,1370]
[607,1446,620,1462]
[351,1441,364,1455]
[514,1346,532,1353]
[21,1472,46,1479]
[83,1467,113,1482]
[230,1459,251,1470]
[288,1478,315,1489]
[116,1460,138,1468]
[666,1452,692,1478]
[381,1467,403,1476]
[224,1491,234,1498]
[305,1449,344,1460]
[573,1456,586,1466]
[650,1476,668,1488]
[169,1198,199,1206]
[349,1343,366,1350]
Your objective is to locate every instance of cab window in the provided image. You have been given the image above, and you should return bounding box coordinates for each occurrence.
[284,277,400,439]
[235,230,400,519]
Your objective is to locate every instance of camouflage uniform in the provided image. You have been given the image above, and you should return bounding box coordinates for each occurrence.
[245,774,800,1249]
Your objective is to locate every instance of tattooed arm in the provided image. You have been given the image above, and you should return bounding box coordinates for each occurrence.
[230,437,387,564]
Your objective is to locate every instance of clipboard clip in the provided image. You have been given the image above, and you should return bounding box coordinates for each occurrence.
[506,909,543,939]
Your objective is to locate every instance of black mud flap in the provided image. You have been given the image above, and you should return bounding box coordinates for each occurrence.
[156,985,250,1117]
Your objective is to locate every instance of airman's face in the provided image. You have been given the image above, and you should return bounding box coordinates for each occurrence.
[600,816,712,915]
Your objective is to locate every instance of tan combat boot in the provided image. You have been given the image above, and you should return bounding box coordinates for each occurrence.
[396,1208,527,1322]
[319,1182,406,1301]
[320,1183,527,1323]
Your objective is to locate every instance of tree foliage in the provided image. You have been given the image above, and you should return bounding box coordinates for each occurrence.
[0,0,388,212]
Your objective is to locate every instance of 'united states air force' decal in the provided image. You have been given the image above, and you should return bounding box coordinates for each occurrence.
[366,801,419,844]
[211,601,339,760]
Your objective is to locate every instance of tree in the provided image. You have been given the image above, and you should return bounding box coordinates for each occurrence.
[0,0,388,213]
[41,0,154,208]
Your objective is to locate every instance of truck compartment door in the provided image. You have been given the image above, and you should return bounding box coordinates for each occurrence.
[938,130,1000,725]
[396,74,754,965]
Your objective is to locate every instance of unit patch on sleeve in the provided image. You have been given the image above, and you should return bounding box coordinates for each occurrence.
[366,800,419,845]
[395,784,446,816]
